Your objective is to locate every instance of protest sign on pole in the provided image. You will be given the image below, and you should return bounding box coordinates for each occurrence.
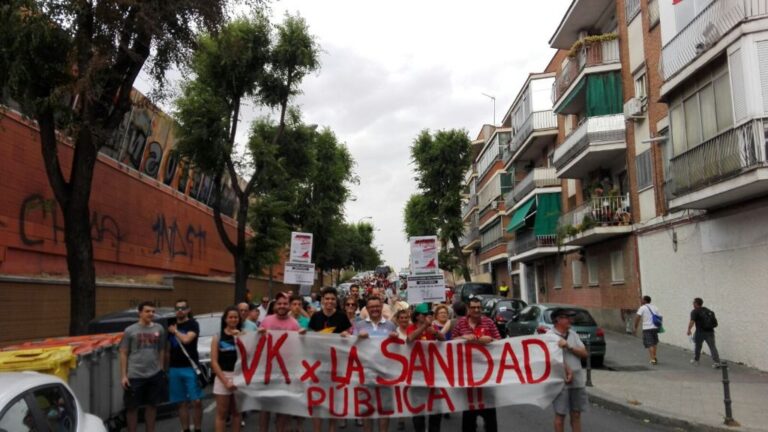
[233,332,564,418]
[409,235,439,276]
[284,262,315,285]
[290,232,313,263]
[407,274,446,303]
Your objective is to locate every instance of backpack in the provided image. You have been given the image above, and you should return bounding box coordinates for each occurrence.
[699,307,718,330]
[646,305,663,328]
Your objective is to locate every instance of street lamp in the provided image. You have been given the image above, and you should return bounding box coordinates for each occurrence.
[481,92,496,125]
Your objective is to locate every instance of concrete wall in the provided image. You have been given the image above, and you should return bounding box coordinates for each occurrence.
[637,200,768,371]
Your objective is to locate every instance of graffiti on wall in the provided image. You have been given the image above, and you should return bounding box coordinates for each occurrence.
[151,214,207,260]
[18,194,126,259]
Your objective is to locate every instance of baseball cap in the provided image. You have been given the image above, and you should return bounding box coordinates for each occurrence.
[414,303,433,315]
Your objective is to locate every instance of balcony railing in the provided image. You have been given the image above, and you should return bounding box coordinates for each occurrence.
[509,230,557,256]
[503,146,513,165]
[559,195,632,228]
[462,195,478,218]
[553,114,626,169]
[480,238,505,254]
[661,0,768,81]
[461,226,480,247]
[625,0,641,24]
[510,110,558,155]
[512,167,560,203]
[668,118,767,197]
[464,166,477,184]
[553,37,620,105]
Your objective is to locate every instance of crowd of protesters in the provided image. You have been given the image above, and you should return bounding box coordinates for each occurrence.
[119,273,583,432]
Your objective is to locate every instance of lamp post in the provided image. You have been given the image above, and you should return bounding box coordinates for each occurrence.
[481,92,496,125]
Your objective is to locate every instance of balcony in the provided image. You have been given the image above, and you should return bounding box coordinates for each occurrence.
[464,165,477,185]
[461,226,480,251]
[511,168,561,205]
[502,146,513,166]
[508,230,563,263]
[553,114,626,179]
[667,117,768,210]
[661,0,768,83]
[559,195,633,246]
[509,110,559,162]
[462,195,478,220]
[552,37,621,113]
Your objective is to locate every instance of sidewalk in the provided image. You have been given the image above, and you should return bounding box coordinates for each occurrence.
[588,331,768,431]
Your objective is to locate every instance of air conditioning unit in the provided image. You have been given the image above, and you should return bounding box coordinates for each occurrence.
[624,97,645,120]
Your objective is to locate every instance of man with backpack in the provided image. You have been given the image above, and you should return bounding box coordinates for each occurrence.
[634,295,661,365]
[687,297,721,368]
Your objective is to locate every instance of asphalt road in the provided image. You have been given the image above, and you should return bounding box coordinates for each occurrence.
[155,399,685,431]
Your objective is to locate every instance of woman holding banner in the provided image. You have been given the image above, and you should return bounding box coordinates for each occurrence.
[407,303,445,432]
[211,306,243,432]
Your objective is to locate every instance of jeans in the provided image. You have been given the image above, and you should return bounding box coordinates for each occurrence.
[694,331,720,362]
[412,413,441,432]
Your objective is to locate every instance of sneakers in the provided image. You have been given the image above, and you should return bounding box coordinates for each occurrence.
[690,359,699,366]
[712,362,722,369]
[650,358,658,365]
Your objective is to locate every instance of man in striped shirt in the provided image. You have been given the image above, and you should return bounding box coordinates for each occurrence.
[451,296,500,432]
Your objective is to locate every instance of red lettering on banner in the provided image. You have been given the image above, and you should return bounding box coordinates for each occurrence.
[307,387,326,416]
[495,342,525,384]
[394,385,404,413]
[348,346,366,385]
[477,387,485,409]
[427,387,455,412]
[329,386,349,417]
[457,343,465,387]
[236,335,267,385]
[376,338,407,385]
[375,387,395,416]
[402,387,425,414]
[428,343,455,386]
[406,342,432,386]
[523,339,551,384]
[354,387,374,417]
[301,360,321,383]
[466,387,475,410]
[466,343,493,386]
[265,333,290,384]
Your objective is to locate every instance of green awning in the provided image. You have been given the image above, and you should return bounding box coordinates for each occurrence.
[533,193,562,237]
[554,79,586,114]
[586,72,623,116]
[506,198,536,233]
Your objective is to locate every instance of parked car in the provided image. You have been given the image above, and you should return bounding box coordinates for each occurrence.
[490,299,527,336]
[195,312,222,374]
[0,372,106,432]
[481,296,506,316]
[505,303,606,367]
[455,282,496,304]
[86,307,177,334]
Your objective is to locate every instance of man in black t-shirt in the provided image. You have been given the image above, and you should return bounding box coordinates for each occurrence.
[308,287,352,334]
[686,297,721,368]
[167,299,203,432]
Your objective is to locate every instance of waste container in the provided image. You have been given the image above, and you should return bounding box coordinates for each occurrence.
[0,346,77,382]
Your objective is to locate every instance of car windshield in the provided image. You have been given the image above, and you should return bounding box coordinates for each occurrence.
[544,309,597,326]
[197,316,221,337]
[463,283,494,296]
[496,300,524,311]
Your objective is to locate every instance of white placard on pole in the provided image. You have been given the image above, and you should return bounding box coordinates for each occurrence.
[284,262,315,285]
[409,235,439,275]
[407,274,446,304]
[290,232,313,263]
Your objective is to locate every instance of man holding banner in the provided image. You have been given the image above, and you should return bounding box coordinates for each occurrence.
[548,308,589,432]
[452,297,501,432]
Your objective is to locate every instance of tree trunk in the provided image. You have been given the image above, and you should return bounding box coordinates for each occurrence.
[451,235,471,282]
[64,205,97,335]
[233,194,249,303]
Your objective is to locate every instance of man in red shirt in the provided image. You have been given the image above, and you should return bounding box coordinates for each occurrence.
[451,297,500,432]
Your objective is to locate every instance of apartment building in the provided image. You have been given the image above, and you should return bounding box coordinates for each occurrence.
[460,125,513,289]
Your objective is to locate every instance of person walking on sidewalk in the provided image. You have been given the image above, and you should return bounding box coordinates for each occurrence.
[687,297,721,368]
[548,308,589,432]
[634,295,661,365]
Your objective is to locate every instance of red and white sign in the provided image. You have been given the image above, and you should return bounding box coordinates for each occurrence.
[233,332,565,418]
[290,232,313,263]
[409,235,439,276]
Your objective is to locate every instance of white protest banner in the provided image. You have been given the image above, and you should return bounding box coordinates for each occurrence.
[290,232,313,263]
[283,262,315,285]
[407,274,446,303]
[410,235,439,275]
[233,332,565,419]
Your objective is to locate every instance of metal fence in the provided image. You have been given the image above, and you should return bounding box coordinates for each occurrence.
[553,38,620,104]
[462,195,478,218]
[660,0,768,81]
[669,118,767,197]
[510,110,558,155]
[509,230,557,256]
[553,114,626,169]
[560,195,632,227]
[512,167,560,203]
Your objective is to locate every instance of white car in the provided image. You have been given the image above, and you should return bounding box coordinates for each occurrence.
[195,312,222,371]
[0,372,106,432]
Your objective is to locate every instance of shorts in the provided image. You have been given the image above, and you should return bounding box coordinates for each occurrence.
[168,367,204,403]
[213,371,236,396]
[642,329,659,348]
[124,371,166,409]
[553,387,589,415]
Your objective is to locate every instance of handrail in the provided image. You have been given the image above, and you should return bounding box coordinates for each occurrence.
[553,114,625,169]
[553,38,621,105]
[510,110,558,155]
[559,195,632,227]
[512,167,560,202]
[510,230,557,256]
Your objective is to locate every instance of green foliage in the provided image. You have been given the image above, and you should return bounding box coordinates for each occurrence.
[403,194,438,238]
[567,33,618,58]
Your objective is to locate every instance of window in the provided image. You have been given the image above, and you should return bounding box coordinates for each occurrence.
[571,260,583,287]
[0,397,33,432]
[634,71,647,101]
[32,385,76,432]
[553,262,562,289]
[635,150,653,190]
[587,257,599,286]
[648,0,660,28]
[611,250,625,282]
[480,221,503,251]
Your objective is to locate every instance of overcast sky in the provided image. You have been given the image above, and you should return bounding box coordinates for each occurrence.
[265,0,572,270]
[140,0,572,271]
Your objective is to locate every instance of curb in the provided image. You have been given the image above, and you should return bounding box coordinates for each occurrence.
[587,388,760,432]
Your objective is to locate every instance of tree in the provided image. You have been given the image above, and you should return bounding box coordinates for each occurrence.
[174,15,320,302]
[407,129,473,281]
[0,0,232,334]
